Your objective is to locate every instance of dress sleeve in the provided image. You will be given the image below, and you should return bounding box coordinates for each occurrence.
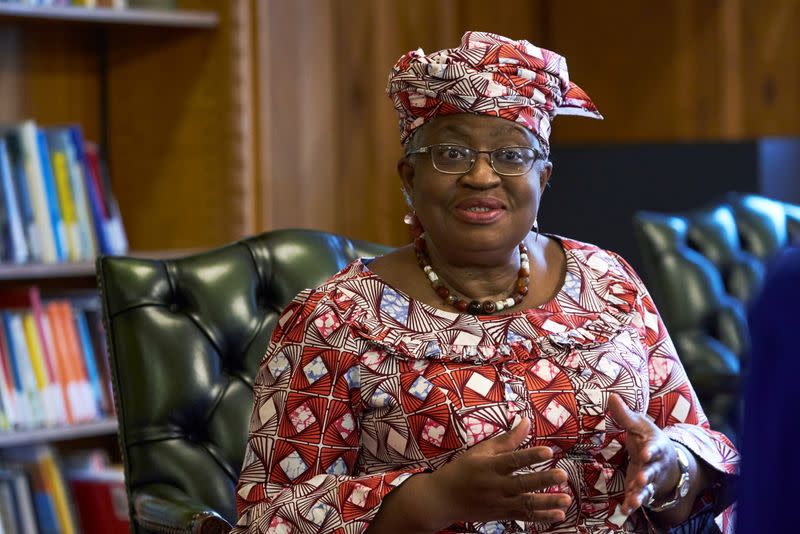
[611,253,739,532]
[232,289,424,534]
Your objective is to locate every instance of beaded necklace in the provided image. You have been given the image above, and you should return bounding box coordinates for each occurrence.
[414,234,530,315]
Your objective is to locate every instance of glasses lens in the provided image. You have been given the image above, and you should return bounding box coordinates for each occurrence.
[430,145,474,173]
[491,147,536,175]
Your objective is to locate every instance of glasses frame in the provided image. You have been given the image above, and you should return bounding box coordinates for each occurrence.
[406,143,544,176]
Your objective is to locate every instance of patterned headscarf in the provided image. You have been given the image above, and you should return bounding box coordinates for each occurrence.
[386,31,602,154]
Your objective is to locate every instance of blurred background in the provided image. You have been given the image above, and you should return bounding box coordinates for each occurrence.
[2,0,798,260]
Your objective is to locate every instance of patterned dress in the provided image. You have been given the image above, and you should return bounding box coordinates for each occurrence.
[233,237,738,534]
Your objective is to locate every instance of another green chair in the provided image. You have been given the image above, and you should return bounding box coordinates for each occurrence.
[97,229,389,533]
[633,193,800,439]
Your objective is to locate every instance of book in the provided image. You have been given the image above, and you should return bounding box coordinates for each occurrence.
[20,313,59,427]
[84,142,127,255]
[44,132,80,263]
[35,131,67,263]
[73,311,104,417]
[3,132,40,263]
[15,122,57,263]
[1,312,40,428]
[55,301,96,422]
[0,321,16,430]
[0,140,28,263]
[1,446,74,534]
[0,466,39,534]
[0,287,68,428]
[58,128,97,261]
[0,477,16,534]
[67,467,129,533]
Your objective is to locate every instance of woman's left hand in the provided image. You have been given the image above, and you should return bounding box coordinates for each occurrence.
[608,394,681,515]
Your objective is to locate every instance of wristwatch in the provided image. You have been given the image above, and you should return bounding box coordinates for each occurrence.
[645,444,691,512]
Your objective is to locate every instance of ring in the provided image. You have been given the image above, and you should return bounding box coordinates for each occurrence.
[643,482,656,507]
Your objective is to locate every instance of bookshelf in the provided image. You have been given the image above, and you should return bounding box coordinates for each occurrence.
[0,6,250,532]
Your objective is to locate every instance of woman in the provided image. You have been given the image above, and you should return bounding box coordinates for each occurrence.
[233,32,737,533]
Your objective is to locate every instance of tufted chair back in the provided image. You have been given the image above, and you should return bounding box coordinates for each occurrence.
[633,193,800,439]
[97,229,390,534]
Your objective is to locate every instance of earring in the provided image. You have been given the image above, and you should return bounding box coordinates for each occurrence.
[532,218,540,241]
[401,187,423,239]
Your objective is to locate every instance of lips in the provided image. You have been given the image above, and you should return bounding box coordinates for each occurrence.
[456,197,505,210]
[453,197,506,224]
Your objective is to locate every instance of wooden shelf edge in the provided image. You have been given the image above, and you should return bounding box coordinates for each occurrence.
[0,418,118,448]
[0,249,208,281]
[0,261,96,281]
[0,4,218,28]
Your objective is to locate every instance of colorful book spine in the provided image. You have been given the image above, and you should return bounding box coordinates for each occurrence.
[45,134,81,263]
[4,132,40,263]
[74,311,104,417]
[27,287,68,427]
[2,312,41,428]
[34,131,67,263]
[0,317,26,429]
[0,140,28,264]
[67,127,111,255]
[60,128,97,261]
[57,302,96,422]
[0,322,17,429]
[16,122,57,264]
[20,313,58,427]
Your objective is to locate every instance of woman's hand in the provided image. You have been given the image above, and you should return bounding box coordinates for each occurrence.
[424,417,572,528]
[367,417,572,533]
[607,394,681,515]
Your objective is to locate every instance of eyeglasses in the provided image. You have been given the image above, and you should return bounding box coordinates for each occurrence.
[406,144,543,176]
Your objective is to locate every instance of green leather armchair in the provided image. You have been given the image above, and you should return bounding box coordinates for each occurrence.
[633,193,800,439]
[97,229,389,534]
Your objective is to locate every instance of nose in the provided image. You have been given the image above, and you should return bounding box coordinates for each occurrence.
[461,153,501,189]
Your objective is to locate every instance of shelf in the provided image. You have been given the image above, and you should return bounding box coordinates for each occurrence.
[0,261,96,281]
[0,4,218,28]
[0,418,118,448]
[0,249,204,282]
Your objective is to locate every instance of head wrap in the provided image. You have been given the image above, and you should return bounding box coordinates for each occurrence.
[386,31,603,154]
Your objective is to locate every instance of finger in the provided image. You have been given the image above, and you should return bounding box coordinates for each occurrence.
[507,468,568,495]
[496,446,554,474]
[607,394,639,431]
[626,463,657,496]
[487,417,531,453]
[622,484,653,515]
[508,493,571,523]
[628,439,663,465]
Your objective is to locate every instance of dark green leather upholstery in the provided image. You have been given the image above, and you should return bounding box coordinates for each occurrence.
[633,193,800,438]
[97,229,390,534]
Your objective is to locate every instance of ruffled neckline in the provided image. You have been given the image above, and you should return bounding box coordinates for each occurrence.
[321,236,642,363]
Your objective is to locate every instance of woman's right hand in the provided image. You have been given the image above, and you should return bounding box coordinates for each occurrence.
[422,417,572,529]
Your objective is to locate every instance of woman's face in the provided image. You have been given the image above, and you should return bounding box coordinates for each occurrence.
[399,114,552,264]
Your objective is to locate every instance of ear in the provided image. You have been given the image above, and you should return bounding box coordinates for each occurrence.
[539,160,553,192]
[397,156,416,196]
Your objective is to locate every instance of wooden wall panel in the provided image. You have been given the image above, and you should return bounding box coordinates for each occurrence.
[0,22,101,141]
[107,0,242,251]
[255,0,548,246]
[741,0,800,136]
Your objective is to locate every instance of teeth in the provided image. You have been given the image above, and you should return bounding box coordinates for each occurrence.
[466,207,492,212]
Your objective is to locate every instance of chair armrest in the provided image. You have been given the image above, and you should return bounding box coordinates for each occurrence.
[133,484,232,534]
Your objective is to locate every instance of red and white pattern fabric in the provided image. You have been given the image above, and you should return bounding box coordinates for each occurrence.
[233,237,738,534]
[386,31,603,152]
